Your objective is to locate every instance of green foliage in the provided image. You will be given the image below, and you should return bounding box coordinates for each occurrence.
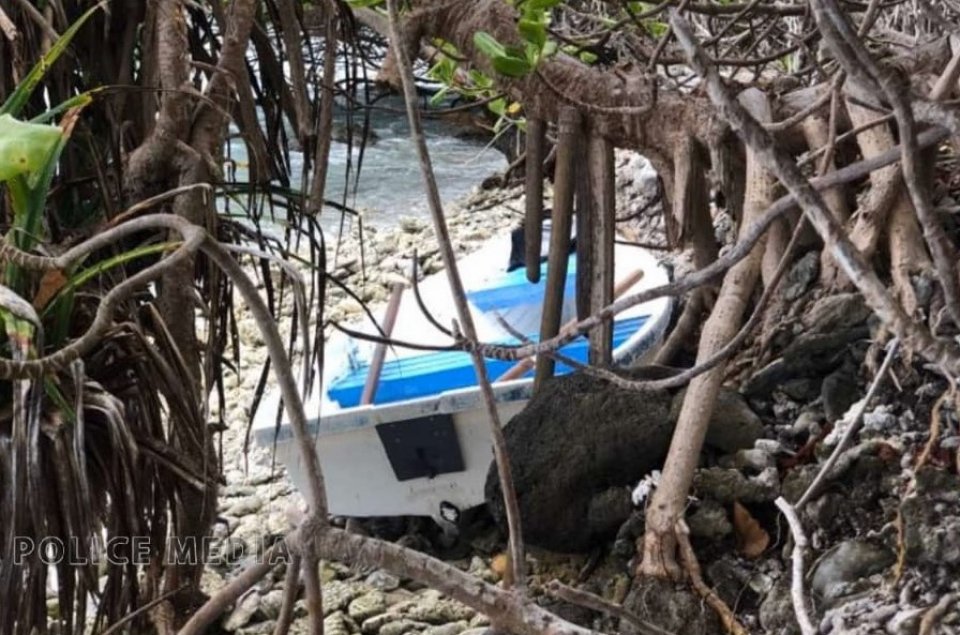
[472,0,559,79]
[0,2,102,117]
[0,116,62,185]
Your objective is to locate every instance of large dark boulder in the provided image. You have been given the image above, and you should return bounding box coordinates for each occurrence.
[485,368,762,553]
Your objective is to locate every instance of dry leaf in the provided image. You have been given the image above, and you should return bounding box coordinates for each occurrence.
[491,552,511,583]
[732,501,769,558]
[32,269,68,310]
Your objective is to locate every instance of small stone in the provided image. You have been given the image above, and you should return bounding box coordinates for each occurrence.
[783,251,819,300]
[821,361,859,422]
[810,539,895,604]
[862,405,898,434]
[405,592,475,624]
[789,410,822,439]
[803,293,870,333]
[238,621,277,635]
[325,611,355,635]
[732,448,775,472]
[228,495,265,516]
[378,619,423,635]
[365,570,401,591]
[201,569,227,596]
[223,591,261,631]
[687,501,733,540]
[323,581,368,615]
[259,589,286,621]
[693,467,778,504]
[467,614,491,628]
[421,621,469,635]
[758,577,798,634]
[348,591,388,621]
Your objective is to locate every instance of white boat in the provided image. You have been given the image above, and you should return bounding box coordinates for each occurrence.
[253,232,672,523]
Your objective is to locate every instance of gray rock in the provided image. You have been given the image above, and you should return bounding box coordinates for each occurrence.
[687,500,733,540]
[781,465,820,504]
[238,621,278,635]
[821,360,859,422]
[325,611,356,635]
[227,495,265,517]
[348,591,389,621]
[378,619,424,635]
[467,614,491,628]
[259,589,286,621]
[810,540,895,604]
[421,621,469,635]
[365,570,401,592]
[486,370,676,552]
[487,369,760,552]
[803,293,871,333]
[324,581,369,615]
[728,448,776,472]
[405,592,475,624]
[788,410,822,438]
[693,467,779,504]
[783,251,820,300]
[900,468,960,566]
[758,577,800,635]
[224,591,261,631]
[862,405,898,435]
[705,389,765,453]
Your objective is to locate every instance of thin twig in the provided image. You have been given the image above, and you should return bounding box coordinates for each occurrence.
[272,554,302,635]
[796,338,899,510]
[675,520,749,635]
[773,498,817,635]
[384,0,526,588]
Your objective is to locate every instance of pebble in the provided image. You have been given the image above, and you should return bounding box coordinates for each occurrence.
[259,589,286,620]
[324,581,369,615]
[224,591,261,631]
[810,539,895,605]
[348,591,389,621]
[378,619,424,635]
[365,570,401,591]
[421,621,469,635]
[325,611,356,635]
[403,592,475,624]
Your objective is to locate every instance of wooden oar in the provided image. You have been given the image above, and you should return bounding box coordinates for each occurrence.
[360,281,405,405]
[494,267,645,383]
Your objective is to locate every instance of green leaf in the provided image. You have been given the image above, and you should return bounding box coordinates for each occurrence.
[542,40,559,57]
[468,69,494,89]
[0,115,62,183]
[578,50,598,64]
[518,19,547,50]
[492,54,533,77]
[346,0,384,7]
[641,18,669,38]
[0,2,104,116]
[488,97,507,116]
[473,31,507,59]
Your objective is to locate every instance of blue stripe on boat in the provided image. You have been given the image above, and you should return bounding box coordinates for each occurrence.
[466,257,577,312]
[328,315,649,408]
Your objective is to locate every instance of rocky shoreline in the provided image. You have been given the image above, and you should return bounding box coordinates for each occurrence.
[205,149,960,634]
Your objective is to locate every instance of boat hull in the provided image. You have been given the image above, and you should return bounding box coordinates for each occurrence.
[254,235,672,522]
